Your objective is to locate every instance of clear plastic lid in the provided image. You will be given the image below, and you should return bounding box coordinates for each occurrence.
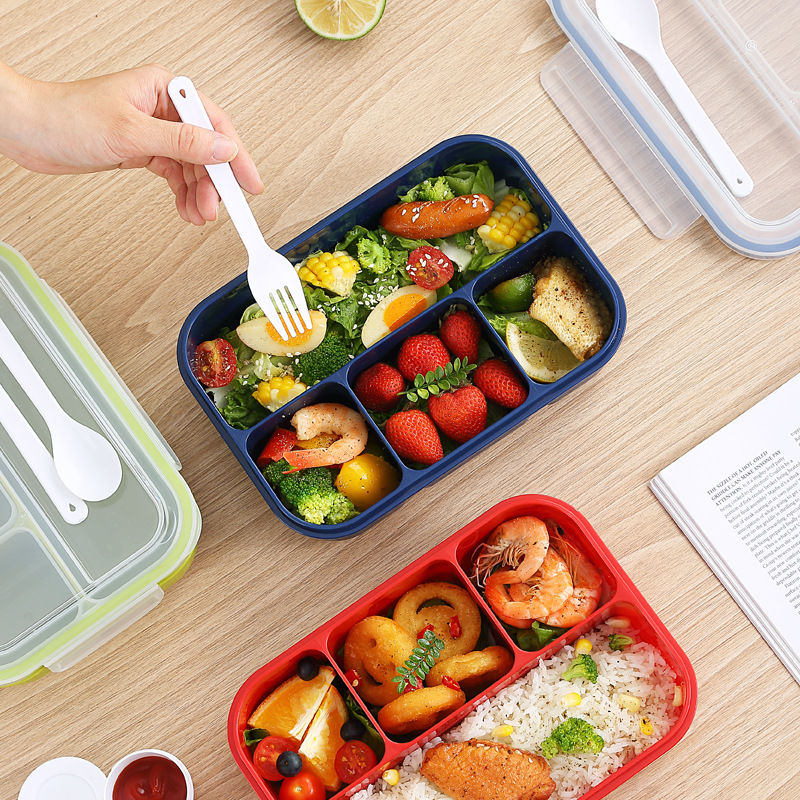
[545,0,800,258]
[0,243,201,686]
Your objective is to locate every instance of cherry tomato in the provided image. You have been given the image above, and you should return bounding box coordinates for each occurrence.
[256,428,298,468]
[406,246,454,290]
[278,770,326,800]
[334,740,378,783]
[193,338,237,387]
[253,736,298,782]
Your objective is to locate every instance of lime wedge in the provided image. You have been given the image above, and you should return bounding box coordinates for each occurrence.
[295,0,386,40]
[505,322,580,383]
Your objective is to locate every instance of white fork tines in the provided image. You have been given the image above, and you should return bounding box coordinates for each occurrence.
[167,76,312,341]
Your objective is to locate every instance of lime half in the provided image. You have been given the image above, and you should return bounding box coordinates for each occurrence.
[506,322,580,383]
[295,0,386,40]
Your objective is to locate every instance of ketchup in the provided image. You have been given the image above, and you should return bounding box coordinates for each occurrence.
[112,756,187,800]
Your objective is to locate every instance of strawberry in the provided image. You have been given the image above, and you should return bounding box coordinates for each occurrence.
[439,310,481,364]
[385,410,443,465]
[428,385,487,444]
[354,362,405,412]
[396,334,450,381]
[474,358,529,409]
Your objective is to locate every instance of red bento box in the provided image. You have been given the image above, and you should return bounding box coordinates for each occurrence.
[228,496,697,800]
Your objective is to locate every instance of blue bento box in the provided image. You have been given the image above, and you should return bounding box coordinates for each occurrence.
[177,135,626,538]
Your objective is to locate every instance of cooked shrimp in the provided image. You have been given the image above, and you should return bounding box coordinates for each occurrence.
[484,550,573,621]
[536,532,602,627]
[473,516,550,587]
[283,403,368,469]
[508,549,573,619]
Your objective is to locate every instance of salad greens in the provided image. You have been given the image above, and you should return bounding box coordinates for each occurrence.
[210,161,541,429]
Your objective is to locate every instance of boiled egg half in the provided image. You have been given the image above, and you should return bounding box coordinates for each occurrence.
[237,309,327,356]
[361,286,437,348]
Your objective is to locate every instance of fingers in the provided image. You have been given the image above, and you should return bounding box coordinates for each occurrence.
[201,95,263,195]
[148,156,213,225]
[142,115,239,166]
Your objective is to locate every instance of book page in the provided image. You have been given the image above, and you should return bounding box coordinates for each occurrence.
[650,374,800,677]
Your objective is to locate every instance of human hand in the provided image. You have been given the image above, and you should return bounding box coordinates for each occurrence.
[0,62,263,224]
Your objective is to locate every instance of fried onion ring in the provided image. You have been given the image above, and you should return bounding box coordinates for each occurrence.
[343,616,416,706]
[377,685,466,736]
[426,646,514,695]
[393,582,481,660]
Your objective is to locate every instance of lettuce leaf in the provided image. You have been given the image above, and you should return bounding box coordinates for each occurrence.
[219,373,269,430]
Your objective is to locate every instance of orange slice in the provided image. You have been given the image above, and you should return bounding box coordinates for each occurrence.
[247,666,334,742]
[298,684,348,792]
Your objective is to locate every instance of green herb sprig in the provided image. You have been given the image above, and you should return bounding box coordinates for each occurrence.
[402,359,476,403]
[392,628,445,693]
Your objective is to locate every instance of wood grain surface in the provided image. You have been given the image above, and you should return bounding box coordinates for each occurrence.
[1,1,799,798]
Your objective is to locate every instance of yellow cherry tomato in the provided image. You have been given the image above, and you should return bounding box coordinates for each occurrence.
[335,453,400,510]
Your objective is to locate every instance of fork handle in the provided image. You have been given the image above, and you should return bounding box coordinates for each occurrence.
[167,76,266,255]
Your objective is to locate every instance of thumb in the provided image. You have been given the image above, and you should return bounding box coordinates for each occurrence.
[138,116,239,165]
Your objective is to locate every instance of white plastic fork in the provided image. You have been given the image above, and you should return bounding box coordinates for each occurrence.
[168,76,312,341]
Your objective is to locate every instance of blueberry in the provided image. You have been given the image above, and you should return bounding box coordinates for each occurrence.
[297,656,319,681]
[340,719,366,741]
[276,751,303,778]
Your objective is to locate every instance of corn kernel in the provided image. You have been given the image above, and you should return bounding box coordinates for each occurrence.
[574,638,592,655]
[298,251,360,296]
[477,194,538,253]
[606,616,631,628]
[517,198,531,212]
[673,685,684,707]
[640,716,654,736]
[492,724,514,738]
[382,769,400,786]
[617,693,641,712]
[561,692,581,708]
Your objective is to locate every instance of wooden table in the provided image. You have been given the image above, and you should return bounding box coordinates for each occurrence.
[2,1,798,798]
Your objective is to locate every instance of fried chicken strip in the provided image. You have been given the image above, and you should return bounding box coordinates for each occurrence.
[529,256,612,361]
[420,739,555,800]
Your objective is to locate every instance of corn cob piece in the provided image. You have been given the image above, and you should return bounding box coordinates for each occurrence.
[297,250,361,297]
[252,375,308,411]
[476,195,541,253]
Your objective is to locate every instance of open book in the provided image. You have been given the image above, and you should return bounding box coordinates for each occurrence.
[650,373,800,684]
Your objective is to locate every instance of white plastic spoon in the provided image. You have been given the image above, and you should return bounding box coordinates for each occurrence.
[0,381,88,524]
[595,0,754,197]
[0,316,122,503]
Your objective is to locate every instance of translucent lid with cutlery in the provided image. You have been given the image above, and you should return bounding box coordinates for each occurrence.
[544,0,800,258]
[0,242,201,686]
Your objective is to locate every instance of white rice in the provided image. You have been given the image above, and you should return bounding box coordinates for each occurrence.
[352,624,680,800]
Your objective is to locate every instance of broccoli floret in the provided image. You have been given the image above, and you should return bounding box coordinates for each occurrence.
[608,634,635,651]
[399,176,454,203]
[356,237,392,274]
[562,653,598,684]
[262,457,291,489]
[276,466,337,525]
[294,332,350,385]
[326,492,358,525]
[541,718,605,759]
[265,463,356,526]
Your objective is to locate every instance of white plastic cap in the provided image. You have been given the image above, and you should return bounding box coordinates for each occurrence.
[18,757,106,800]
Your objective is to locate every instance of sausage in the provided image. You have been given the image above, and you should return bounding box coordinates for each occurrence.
[380,194,494,239]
